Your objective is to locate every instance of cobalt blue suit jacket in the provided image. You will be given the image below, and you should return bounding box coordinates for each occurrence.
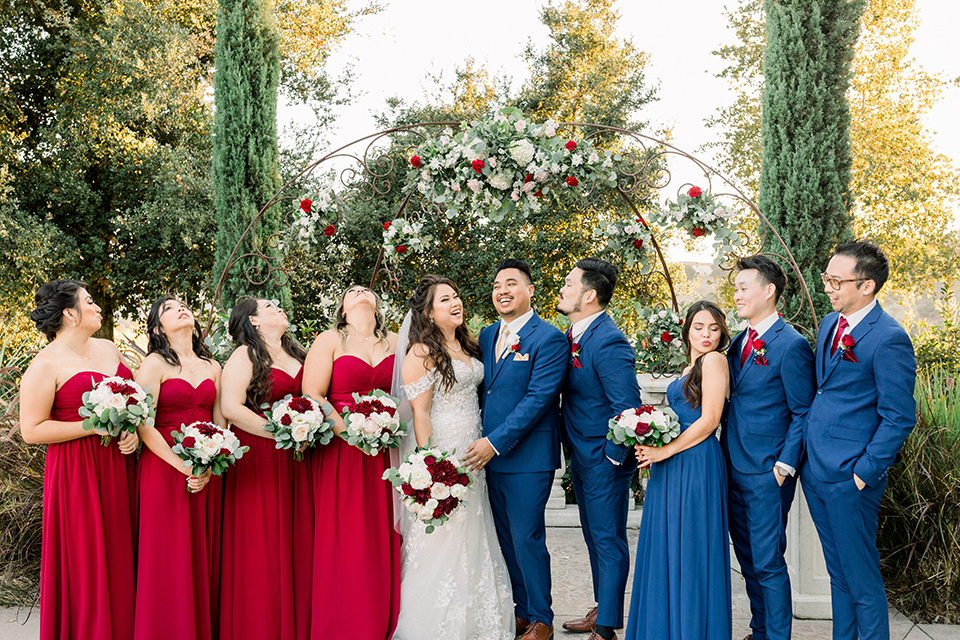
[805,304,916,486]
[479,311,568,474]
[723,317,816,474]
[561,312,642,467]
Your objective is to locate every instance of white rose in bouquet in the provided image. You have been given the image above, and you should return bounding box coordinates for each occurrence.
[291,423,311,443]
[430,483,451,500]
[409,468,432,491]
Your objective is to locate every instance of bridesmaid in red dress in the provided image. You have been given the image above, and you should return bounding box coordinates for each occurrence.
[219,296,308,640]
[134,296,224,640]
[19,279,140,640]
[302,285,402,639]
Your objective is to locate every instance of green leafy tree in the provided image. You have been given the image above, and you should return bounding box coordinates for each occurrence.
[709,0,959,304]
[758,0,863,320]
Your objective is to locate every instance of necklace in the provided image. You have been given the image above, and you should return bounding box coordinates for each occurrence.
[66,344,93,359]
[446,341,462,353]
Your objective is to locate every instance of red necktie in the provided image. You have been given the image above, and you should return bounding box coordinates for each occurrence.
[740,328,758,367]
[830,317,849,356]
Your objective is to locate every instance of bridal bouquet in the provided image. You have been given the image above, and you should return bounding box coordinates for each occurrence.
[339,389,407,455]
[383,446,473,533]
[607,405,681,448]
[79,376,155,446]
[264,394,335,461]
[171,421,248,477]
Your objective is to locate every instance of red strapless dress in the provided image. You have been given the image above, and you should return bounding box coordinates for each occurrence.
[40,362,137,640]
[309,355,401,639]
[220,367,304,640]
[134,377,222,640]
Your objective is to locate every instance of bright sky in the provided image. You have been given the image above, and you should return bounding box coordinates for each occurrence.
[283,0,960,246]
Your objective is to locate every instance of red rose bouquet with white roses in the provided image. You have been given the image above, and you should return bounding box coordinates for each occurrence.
[383,446,473,533]
[171,421,248,478]
[339,389,407,455]
[79,376,155,446]
[607,405,681,448]
[264,394,335,461]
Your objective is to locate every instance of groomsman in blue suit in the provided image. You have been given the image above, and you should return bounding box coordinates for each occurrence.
[556,258,641,640]
[802,241,916,640]
[466,258,569,640]
[724,255,816,640]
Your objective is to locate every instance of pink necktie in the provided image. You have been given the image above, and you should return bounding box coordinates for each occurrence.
[740,328,758,367]
[830,317,849,356]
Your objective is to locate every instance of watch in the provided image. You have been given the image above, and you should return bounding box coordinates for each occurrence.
[775,464,790,477]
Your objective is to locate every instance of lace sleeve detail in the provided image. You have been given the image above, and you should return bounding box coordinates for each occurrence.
[403,369,437,400]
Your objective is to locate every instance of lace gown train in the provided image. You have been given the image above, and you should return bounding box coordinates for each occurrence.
[392,357,514,640]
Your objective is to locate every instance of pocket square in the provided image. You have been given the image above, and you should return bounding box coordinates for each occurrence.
[512,353,530,362]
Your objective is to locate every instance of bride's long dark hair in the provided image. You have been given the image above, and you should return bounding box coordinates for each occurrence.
[680,300,731,409]
[407,275,480,392]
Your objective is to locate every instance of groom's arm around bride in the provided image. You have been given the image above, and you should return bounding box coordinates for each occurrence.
[464,258,568,640]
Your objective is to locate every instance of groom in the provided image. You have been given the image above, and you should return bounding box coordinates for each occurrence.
[465,258,569,640]
[557,258,640,640]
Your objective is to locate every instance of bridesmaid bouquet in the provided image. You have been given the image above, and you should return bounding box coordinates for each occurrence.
[171,421,249,476]
[339,389,407,455]
[383,446,473,533]
[607,405,681,448]
[263,394,335,461]
[79,376,155,446]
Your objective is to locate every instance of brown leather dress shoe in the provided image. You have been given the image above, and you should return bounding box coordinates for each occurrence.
[562,605,598,632]
[586,630,618,640]
[519,621,553,640]
[515,615,531,636]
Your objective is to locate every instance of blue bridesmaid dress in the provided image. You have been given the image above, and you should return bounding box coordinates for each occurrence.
[625,376,732,639]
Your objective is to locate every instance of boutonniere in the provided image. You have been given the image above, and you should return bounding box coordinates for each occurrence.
[571,343,583,369]
[839,334,858,362]
[753,338,769,366]
[506,333,520,354]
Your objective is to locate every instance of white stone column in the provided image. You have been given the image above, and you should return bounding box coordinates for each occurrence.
[786,483,833,618]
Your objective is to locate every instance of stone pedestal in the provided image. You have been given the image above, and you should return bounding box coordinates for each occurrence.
[546,462,567,510]
[786,485,833,619]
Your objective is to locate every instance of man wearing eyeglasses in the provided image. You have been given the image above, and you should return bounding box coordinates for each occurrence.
[802,240,916,640]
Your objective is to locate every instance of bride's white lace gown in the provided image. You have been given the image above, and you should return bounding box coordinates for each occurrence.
[393,357,514,640]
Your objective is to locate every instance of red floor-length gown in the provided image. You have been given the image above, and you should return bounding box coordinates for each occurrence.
[309,355,401,639]
[220,367,306,640]
[40,363,137,640]
[134,377,223,640]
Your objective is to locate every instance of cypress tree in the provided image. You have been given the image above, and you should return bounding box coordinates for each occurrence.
[759,0,863,321]
[211,0,288,309]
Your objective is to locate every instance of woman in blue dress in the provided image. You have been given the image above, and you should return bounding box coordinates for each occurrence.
[625,300,733,640]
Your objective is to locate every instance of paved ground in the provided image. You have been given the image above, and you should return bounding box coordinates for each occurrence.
[3,525,958,639]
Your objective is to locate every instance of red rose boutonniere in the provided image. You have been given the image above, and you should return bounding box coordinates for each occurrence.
[571,343,583,369]
[753,338,769,366]
[839,334,858,362]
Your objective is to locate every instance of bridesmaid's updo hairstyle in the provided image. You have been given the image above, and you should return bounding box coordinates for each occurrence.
[146,295,212,367]
[680,300,731,409]
[333,285,389,347]
[30,279,87,341]
[228,296,307,408]
[407,275,481,392]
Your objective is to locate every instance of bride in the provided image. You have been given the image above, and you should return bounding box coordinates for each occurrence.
[392,275,514,640]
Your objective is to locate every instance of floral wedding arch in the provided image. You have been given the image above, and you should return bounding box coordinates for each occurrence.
[209,108,818,345]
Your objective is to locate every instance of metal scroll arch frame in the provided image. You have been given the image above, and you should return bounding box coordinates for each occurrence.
[205,121,818,339]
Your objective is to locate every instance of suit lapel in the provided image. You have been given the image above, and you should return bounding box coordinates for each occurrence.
[819,305,881,387]
[816,313,836,383]
[487,313,541,387]
[575,312,605,357]
[487,320,508,386]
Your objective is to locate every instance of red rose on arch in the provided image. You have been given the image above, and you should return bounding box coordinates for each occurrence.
[533,188,543,197]
[633,239,643,249]
[324,225,336,237]
[566,176,579,187]
[691,227,706,237]
[396,245,408,254]
[688,186,702,198]
[471,159,485,174]
[565,140,577,151]
[300,198,312,214]
[524,174,534,183]
[383,221,391,230]
[411,155,422,168]
[661,331,673,343]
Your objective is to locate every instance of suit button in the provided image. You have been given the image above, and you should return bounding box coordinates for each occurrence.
[487,390,491,395]
[817,390,823,395]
